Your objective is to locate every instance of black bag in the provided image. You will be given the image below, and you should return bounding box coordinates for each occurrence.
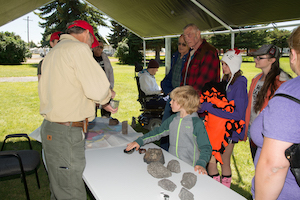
[285,144,300,187]
[274,93,300,187]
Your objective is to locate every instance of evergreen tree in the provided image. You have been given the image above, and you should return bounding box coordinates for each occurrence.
[108,20,128,49]
[35,0,107,47]
[115,32,143,65]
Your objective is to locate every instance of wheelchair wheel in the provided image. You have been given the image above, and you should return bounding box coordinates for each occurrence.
[148,118,162,131]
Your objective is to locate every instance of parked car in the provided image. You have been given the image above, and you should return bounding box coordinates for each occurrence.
[103,50,113,57]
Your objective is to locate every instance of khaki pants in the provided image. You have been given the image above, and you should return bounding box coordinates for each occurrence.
[41,119,86,200]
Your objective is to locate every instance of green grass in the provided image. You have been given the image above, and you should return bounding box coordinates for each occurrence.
[0,64,39,77]
[0,56,296,200]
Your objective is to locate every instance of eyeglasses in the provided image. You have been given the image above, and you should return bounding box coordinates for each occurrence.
[254,56,268,61]
[98,46,104,49]
[178,43,187,47]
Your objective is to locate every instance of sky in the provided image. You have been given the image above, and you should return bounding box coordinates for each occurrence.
[0,10,112,45]
[1,10,300,45]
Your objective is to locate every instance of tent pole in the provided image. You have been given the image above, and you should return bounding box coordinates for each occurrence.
[143,39,146,68]
[190,0,233,32]
[231,32,235,49]
[165,37,171,75]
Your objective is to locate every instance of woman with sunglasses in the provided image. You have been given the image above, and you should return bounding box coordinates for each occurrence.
[244,44,291,161]
[160,34,190,150]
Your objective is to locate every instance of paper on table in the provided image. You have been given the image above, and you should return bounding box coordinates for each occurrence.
[85,117,143,150]
[29,117,143,150]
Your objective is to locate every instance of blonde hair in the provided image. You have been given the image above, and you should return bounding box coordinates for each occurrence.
[288,26,300,54]
[170,86,200,114]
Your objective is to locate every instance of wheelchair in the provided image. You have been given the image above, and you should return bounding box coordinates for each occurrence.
[132,62,165,131]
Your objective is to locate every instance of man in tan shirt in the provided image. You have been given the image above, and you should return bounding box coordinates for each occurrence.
[39,20,117,200]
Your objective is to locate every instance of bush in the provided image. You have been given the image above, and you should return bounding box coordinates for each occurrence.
[0,32,32,64]
[115,37,143,65]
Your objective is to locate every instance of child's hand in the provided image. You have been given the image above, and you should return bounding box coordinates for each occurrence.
[194,165,208,175]
[126,142,140,151]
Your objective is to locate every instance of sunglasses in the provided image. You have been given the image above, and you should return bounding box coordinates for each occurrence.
[98,46,104,49]
[254,56,268,61]
[178,43,187,47]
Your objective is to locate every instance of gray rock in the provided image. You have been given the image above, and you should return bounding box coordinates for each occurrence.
[178,187,194,200]
[147,162,172,178]
[180,172,197,189]
[167,159,181,173]
[143,148,165,164]
[158,179,177,192]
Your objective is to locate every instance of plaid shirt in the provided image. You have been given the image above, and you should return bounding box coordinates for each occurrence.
[181,39,220,95]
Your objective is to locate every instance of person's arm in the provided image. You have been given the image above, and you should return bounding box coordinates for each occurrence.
[255,137,292,199]
[139,74,162,95]
[161,72,173,95]
[194,119,212,168]
[200,81,248,121]
[103,53,114,89]
[161,53,177,94]
[74,45,111,105]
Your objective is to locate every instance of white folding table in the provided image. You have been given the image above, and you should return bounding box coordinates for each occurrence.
[83,143,246,200]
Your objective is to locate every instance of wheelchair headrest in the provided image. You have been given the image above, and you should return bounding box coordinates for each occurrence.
[135,62,143,72]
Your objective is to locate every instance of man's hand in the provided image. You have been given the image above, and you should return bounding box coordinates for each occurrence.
[102,103,118,114]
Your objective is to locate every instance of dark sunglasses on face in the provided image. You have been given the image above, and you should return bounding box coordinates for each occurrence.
[254,56,268,61]
[178,43,187,47]
[98,46,104,49]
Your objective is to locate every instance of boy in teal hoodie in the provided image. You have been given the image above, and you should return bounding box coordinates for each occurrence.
[126,85,212,174]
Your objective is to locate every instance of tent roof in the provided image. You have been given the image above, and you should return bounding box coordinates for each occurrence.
[1,0,300,39]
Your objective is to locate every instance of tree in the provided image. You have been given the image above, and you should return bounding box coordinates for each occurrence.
[28,41,37,48]
[146,39,165,63]
[115,32,143,64]
[108,20,128,49]
[268,29,291,48]
[0,32,32,64]
[208,29,269,53]
[235,30,268,52]
[208,33,231,52]
[35,0,107,47]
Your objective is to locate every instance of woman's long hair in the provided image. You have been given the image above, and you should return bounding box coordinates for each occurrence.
[222,70,242,85]
[253,58,291,113]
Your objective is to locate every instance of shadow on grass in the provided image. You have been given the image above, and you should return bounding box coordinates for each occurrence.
[25,63,39,68]
[231,154,253,200]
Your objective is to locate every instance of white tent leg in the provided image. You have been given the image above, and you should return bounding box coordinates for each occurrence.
[143,39,146,68]
[165,37,171,75]
[231,32,235,49]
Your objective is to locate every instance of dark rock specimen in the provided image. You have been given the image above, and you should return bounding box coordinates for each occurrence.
[167,159,181,173]
[143,148,165,164]
[180,172,197,189]
[147,162,172,178]
[178,187,194,200]
[158,179,177,192]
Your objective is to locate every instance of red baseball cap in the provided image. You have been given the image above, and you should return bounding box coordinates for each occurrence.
[50,31,63,42]
[67,20,99,48]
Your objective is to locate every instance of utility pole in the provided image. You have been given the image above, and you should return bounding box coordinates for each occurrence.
[23,16,33,43]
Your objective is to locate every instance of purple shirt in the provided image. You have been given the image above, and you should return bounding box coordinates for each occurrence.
[251,76,300,199]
